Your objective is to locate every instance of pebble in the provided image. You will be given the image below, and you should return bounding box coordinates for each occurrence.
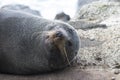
[111,77,116,80]
[113,69,120,75]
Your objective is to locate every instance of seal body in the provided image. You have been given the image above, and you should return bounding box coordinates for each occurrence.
[0,9,80,74]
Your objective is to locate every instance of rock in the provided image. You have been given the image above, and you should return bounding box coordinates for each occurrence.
[1,4,41,16]
[101,37,120,68]
[75,1,120,23]
[112,69,120,74]
[55,12,70,22]
[100,15,120,68]
[77,0,120,9]
[68,20,107,30]
[77,0,100,9]
[75,15,120,68]
[111,77,116,80]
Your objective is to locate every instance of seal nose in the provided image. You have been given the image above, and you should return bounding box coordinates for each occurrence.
[55,31,63,37]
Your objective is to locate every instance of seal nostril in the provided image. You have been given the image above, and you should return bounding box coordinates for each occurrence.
[56,31,62,37]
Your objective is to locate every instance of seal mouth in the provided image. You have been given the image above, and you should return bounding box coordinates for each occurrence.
[45,30,71,66]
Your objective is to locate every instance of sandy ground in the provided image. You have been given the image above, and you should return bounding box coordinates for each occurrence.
[0,66,120,80]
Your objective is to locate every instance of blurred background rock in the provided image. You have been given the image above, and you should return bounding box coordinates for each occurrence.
[1,4,41,16]
[0,0,77,19]
[54,12,70,22]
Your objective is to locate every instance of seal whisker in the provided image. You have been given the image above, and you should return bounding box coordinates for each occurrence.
[57,42,71,66]
[63,47,71,66]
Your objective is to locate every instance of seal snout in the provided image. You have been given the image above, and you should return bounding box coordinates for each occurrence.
[45,30,71,65]
[45,30,65,42]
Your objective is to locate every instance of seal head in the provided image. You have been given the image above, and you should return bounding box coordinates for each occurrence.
[42,22,80,70]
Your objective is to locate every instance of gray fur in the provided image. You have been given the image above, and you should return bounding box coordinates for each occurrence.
[0,9,80,74]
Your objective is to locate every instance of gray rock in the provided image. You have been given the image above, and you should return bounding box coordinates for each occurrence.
[75,1,120,23]
[68,20,107,30]
[77,0,100,9]
[1,4,41,16]
[113,69,120,74]
[100,15,120,68]
[55,12,70,22]
[75,14,120,68]
[111,77,116,80]
[77,0,120,10]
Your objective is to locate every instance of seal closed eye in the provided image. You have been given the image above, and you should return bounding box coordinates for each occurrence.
[0,9,80,74]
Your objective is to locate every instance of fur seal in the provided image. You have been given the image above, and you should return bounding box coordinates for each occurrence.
[0,9,80,74]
